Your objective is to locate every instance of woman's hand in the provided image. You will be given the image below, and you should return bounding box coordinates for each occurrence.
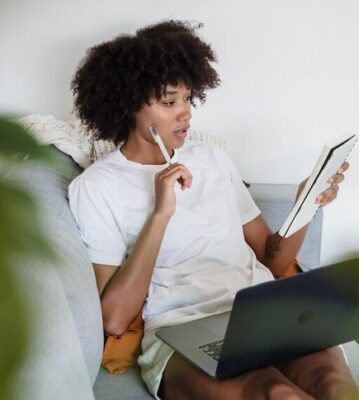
[315,161,349,206]
[153,163,192,219]
[297,162,350,207]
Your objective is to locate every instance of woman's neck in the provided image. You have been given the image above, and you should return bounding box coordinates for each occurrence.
[120,135,174,165]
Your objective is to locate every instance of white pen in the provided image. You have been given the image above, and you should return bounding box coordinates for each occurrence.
[148,125,173,165]
[149,125,186,187]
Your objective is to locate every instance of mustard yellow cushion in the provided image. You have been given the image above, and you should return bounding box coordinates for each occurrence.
[282,259,302,277]
[102,312,144,374]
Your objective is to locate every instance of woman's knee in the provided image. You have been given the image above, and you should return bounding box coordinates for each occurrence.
[224,367,311,400]
[311,365,358,400]
[266,382,309,400]
[262,371,312,400]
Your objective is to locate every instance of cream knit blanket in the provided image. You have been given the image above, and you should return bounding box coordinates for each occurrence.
[19,114,225,169]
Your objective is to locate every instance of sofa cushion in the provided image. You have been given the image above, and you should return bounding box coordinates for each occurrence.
[4,148,103,385]
[10,257,95,400]
[94,366,153,400]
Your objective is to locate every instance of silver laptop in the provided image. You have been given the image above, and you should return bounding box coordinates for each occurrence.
[156,258,359,380]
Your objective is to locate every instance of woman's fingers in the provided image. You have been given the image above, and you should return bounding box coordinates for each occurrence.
[316,162,350,205]
[316,184,339,205]
[158,163,193,190]
[327,172,344,186]
[153,163,192,217]
[327,162,349,184]
[174,164,192,190]
[339,161,350,173]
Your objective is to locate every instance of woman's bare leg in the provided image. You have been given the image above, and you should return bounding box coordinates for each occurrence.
[161,352,316,400]
[276,346,359,400]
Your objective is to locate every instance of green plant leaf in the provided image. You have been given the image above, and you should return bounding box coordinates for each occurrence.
[0,262,28,400]
[0,116,60,400]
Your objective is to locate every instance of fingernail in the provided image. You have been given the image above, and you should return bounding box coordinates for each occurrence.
[338,168,344,174]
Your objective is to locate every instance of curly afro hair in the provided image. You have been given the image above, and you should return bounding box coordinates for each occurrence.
[71,20,220,144]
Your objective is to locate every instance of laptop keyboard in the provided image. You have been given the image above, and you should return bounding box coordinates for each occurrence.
[198,339,224,361]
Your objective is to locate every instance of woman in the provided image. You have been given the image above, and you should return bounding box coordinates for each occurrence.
[69,20,358,400]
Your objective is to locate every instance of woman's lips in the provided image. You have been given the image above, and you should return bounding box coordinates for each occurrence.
[174,127,189,139]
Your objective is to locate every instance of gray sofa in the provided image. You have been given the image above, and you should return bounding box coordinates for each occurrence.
[5,146,358,400]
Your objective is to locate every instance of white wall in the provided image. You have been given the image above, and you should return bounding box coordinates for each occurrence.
[1,0,358,264]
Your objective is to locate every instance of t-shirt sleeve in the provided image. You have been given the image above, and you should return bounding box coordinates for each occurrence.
[223,151,261,225]
[68,176,127,266]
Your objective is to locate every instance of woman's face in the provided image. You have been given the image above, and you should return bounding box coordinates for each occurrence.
[134,82,192,150]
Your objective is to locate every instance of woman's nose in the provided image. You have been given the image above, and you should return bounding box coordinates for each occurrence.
[178,101,192,121]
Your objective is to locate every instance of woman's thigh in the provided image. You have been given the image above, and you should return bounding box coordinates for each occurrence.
[275,346,359,400]
[161,352,316,400]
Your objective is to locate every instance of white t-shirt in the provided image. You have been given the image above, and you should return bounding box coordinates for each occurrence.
[68,141,274,332]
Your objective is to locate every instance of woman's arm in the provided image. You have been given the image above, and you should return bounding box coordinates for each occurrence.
[94,212,171,337]
[243,215,309,277]
[243,162,349,277]
[94,163,192,337]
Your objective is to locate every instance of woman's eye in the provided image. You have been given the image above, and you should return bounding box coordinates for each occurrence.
[162,101,175,107]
